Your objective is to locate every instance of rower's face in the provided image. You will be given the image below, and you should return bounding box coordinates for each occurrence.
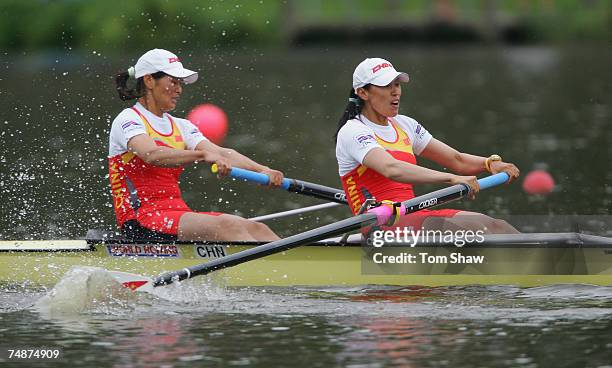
[150,75,184,112]
[361,80,402,117]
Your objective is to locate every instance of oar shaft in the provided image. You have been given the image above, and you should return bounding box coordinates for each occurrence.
[366,173,510,221]
[152,213,377,286]
[212,165,347,204]
[286,178,347,204]
[402,184,469,213]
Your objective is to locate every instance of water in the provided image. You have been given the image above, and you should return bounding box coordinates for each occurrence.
[1,46,611,366]
[1,46,611,239]
[2,281,612,367]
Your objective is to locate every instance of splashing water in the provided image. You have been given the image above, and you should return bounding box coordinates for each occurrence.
[32,266,230,317]
[33,266,137,316]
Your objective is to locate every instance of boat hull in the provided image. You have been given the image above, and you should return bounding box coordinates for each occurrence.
[1,239,612,287]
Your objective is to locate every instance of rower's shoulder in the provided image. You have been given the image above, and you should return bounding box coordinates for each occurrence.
[109,109,143,139]
[111,106,140,125]
[337,119,374,140]
[342,118,373,131]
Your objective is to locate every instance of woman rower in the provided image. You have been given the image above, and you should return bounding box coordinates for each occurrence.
[335,58,520,233]
[110,48,283,241]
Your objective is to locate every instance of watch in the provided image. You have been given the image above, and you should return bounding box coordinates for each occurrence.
[485,154,502,173]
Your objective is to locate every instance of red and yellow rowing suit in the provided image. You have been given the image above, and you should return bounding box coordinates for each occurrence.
[340,118,459,230]
[108,106,220,235]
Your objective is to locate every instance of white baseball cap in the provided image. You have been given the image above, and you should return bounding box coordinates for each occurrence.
[352,58,409,91]
[134,49,198,84]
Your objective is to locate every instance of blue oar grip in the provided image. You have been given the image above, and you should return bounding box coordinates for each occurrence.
[213,165,291,190]
[477,172,509,191]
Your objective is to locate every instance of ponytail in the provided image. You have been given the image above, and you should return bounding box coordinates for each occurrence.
[115,69,142,101]
[334,87,366,142]
[115,69,166,101]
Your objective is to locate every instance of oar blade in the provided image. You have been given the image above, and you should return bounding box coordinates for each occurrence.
[108,270,155,293]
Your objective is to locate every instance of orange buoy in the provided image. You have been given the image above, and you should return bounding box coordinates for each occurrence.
[522,170,555,195]
[187,104,228,145]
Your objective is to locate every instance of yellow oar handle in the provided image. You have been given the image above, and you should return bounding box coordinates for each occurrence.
[211,164,219,174]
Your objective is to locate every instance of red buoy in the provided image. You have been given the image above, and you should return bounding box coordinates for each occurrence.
[522,170,555,195]
[187,104,229,145]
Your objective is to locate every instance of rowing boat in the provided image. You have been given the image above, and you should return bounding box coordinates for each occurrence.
[2,172,610,289]
[2,230,612,288]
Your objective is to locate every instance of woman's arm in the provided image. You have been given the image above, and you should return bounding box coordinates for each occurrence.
[419,139,487,175]
[195,140,284,186]
[127,134,207,167]
[420,139,520,182]
[362,147,480,198]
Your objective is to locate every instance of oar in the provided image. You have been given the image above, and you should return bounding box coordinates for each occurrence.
[111,173,509,292]
[211,165,348,204]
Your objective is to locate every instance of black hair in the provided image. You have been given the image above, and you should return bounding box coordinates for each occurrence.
[334,86,369,142]
[115,71,167,101]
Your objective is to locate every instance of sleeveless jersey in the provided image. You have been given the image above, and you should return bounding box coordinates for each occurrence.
[341,118,417,215]
[108,107,188,228]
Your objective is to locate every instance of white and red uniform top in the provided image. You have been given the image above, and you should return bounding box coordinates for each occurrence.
[336,114,460,229]
[108,102,207,230]
[336,114,432,214]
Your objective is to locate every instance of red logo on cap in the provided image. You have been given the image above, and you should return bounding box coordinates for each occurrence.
[372,63,392,74]
[168,57,181,63]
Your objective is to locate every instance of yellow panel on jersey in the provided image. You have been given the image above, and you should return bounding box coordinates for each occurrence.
[130,107,186,150]
[373,120,413,155]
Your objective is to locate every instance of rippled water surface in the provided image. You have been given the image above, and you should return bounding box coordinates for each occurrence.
[2,281,612,368]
